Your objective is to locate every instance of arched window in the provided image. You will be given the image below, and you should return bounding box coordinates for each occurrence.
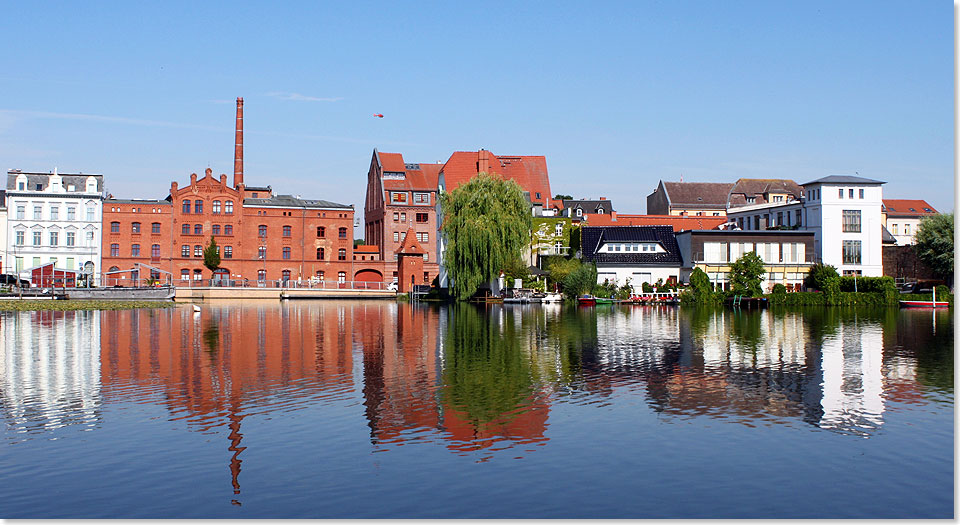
[337,271,346,282]
[110,244,119,256]
[181,269,190,280]
[212,200,221,214]
[338,227,347,239]
[282,247,291,259]
[131,222,141,233]
[152,222,161,234]
[338,248,346,260]
[224,200,234,214]
[181,245,190,257]
[182,224,190,235]
[281,270,291,282]
[194,225,202,235]
[194,245,202,257]
[109,221,120,233]
[109,266,120,272]
[151,244,161,258]
[194,200,203,214]
[258,225,267,237]
[182,200,191,214]
[283,225,292,237]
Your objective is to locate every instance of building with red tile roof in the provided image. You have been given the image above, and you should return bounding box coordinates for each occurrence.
[586,213,728,231]
[438,150,553,210]
[881,199,938,245]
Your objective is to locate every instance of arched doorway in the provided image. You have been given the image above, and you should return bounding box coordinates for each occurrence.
[212,268,230,285]
[354,269,383,289]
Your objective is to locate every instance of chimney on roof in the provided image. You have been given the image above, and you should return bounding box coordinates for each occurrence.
[478,149,491,174]
[234,97,244,188]
[599,197,606,200]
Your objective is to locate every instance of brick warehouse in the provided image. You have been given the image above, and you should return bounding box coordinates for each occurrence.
[101,98,373,285]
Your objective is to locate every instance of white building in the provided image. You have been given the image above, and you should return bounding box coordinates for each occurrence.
[881,199,938,245]
[580,225,682,293]
[5,169,105,281]
[726,175,885,277]
[0,193,7,274]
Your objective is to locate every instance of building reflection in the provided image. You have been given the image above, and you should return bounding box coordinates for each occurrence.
[0,310,103,441]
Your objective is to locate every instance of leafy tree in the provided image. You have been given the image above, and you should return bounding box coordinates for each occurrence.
[562,261,597,299]
[686,267,715,303]
[353,238,365,248]
[441,173,532,300]
[914,213,954,285]
[729,252,765,297]
[203,236,221,274]
[501,256,531,285]
[554,194,573,201]
[805,262,840,302]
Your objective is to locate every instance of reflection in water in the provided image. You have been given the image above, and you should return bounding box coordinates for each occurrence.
[0,302,952,499]
[0,311,103,441]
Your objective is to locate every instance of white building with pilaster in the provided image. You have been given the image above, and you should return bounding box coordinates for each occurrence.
[5,169,105,281]
[726,175,885,277]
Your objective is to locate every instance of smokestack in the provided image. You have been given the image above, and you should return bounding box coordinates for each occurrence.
[233,97,244,188]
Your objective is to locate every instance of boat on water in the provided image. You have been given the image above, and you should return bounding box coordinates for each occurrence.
[900,287,950,308]
[577,294,596,306]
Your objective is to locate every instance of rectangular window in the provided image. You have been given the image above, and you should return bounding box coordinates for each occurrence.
[152,244,161,258]
[194,245,203,257]
[212,225,221,235]
[393,231,400,242]
[225,201,233,214]
[393,212,399,221]
[283,225,292,237]
[316,226,325,237]
[849,188,854,199]
[891,223,898,235]
[33,257,41,267]
[795,209,802,226]
[258,246,266,259]
[391,192,407,204]
[416,213,428,223]
[33,231,42,246]
[259,225,267,237]
[413,192,430,205]
[66,257,74,270]
[224,246,233,259]
[416,232,429,243]
[34,206,42,220]
[338,249,346,261]
[842,240,861,264]
[339,227,347,239]
[152,222,161,234]
[282,247,291,259]
[317,247,325,260]
[182,200,191,214]
[131,244,140,257]
[859,189,864,199]
[224,224,233,235]
[86,207,95,221]
[132,222,141,233]
[49,232,58,246]
[838,188,844,199]
[50,207,59,220]
[182,245,190,257]
[842,210,861,233]
[110,243,120,257]
[66,232,75,246]
[16,206,25,219]
[904,224,911,235]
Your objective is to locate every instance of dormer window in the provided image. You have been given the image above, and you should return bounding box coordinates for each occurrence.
[746,197,756,204]
[596,207,604,214]
[35,184,43,191]
[576,208,583,217]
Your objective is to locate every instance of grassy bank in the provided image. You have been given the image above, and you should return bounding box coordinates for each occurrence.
[0,300,177,311]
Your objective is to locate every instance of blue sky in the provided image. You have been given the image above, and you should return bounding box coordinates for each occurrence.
[0,1,953,227]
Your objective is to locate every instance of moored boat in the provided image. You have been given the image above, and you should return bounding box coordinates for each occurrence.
[899,287,950,308]
[577,294,596,306]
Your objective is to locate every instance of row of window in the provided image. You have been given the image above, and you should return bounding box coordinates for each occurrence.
[805,188,866,201]
[14,230,94,247]
[389,191,431,205]
[889,223,911,236]
[392,212,430,223]
[15,204,96,221]
[107,222,349,239]
[110,221,164,234]
[392,231,429,243]
[105,244,353,261]
[736,209,804,230]
[181,199,234,214]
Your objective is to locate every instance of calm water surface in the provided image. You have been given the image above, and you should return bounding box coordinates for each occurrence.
[0,301,953,518]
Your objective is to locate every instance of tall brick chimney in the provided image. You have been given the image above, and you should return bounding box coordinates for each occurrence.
[233,97,244,188]
[478,149,491,174]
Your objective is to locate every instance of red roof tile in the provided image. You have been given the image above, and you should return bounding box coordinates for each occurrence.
[599,214,727,232]
[883,199,938,217]
[378,151,442,192]
[440,150,552,208]
[395,228,427,255]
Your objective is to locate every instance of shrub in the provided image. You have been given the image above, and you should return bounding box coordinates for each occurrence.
[772,283,786,295]
[562,262,597,299]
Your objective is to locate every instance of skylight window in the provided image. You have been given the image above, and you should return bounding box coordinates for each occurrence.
[909,208,916,212]
[923,208,933,212]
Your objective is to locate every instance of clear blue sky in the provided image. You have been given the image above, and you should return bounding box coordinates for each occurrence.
[0,1,953,226]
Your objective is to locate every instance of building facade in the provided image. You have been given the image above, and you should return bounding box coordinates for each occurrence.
[881,199,937,245]
[675,229,816,291]
[580,225,682,293]
[5,170,104,281]
[725,175,885,277]
[646,180,734,216]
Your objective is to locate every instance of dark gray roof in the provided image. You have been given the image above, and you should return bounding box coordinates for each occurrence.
[7,171,103,193]
[562,199,615,213]
[801,175,885,186]
[244,194,352,209]
[881,225,897,244]
[244,185,272,191]
[581,225,681,267]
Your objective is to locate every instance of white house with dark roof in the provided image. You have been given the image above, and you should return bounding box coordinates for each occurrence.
[5,169,104,280]
[726,175,885,277]
[580,225,682,292]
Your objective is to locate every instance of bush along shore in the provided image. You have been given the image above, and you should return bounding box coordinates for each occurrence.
[0,300,178,311]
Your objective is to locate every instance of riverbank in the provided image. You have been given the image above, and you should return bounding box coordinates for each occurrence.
[0,300,178,311]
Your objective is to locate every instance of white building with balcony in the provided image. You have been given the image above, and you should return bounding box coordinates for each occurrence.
[725,175,885,277]
[5,169,105,281]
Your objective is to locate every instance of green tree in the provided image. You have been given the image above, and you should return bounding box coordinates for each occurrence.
[914,213,954,285]
[203,236,221,274]
[729,251,765,297]
[546,257,581,286]
[441,173,532,300]
[685,267,715,303]
[805,262,840,302]
[562,262,597,299]
[353,238,365,248]
[554,194,573,201]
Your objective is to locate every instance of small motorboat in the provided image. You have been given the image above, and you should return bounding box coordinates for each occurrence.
[577,294,596,306]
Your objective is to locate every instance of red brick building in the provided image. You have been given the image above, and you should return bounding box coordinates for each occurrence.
[102,98,366,285]
[363,149,441,283]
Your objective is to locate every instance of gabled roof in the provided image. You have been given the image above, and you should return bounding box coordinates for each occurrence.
[662,181,734,209]
[881,225,897,244]
[801,175,885,186]
[580,225,681,267]
[562,199,614,214]
[377,151,442,192]
[7,171,104,193]
[882,199,938,217]
[728,178,803,207]
[395,228,427,255]
[440,150,552,208]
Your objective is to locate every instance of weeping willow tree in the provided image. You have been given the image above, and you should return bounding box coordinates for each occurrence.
[441,173,532,300]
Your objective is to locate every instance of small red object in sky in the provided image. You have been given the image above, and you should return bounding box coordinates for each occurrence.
[373,113,383,118]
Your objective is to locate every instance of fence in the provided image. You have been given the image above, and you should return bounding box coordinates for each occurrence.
[99,276,394,291]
